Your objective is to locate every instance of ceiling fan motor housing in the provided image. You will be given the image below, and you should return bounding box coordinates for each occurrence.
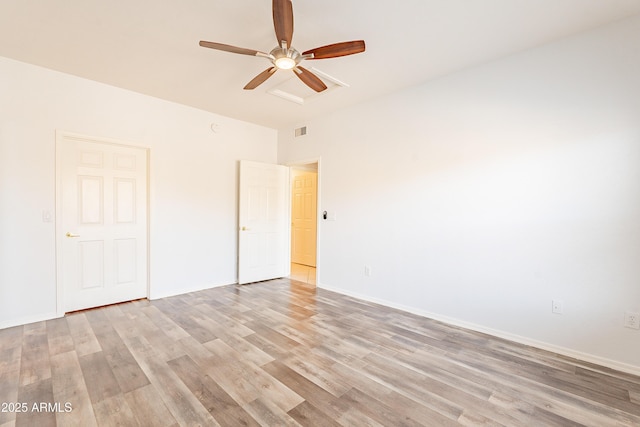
[270,47,302,69]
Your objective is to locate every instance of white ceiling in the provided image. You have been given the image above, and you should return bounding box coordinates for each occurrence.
[1,1,640,129]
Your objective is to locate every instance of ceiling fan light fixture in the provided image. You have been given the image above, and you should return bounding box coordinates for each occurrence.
[275,56,296,70]
[199,0,365,92]
[271,47,300,70]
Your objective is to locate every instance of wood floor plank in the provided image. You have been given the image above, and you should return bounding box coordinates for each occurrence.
[18,322,51,387]
[154,299,218,344]
[243,306,299,329]
[167,354,259,427]
[173,335,217,368]
[477,350,636,412]
[243,330,293,360]
[360,352,532,426]
[204,339,305,412]
[0,365,20,426]
[66,313,102,357]
[104,344,151,394]
[390,346,506,400]
[219,334,275,367]
[46,318,75,357]
[112,304,189,364]
[93,394,137,427]
[124,336,220,426]
[15,378,56,427]
[331,360,463,424]
[338,387,426,427]
[78,351,122,405]
[262,359,348,420]
[287,401,343,427]
[528,406,587,427]
[124,384,179,427]
[50,350,97,427]
[244,321,302,353]
[85,309,151,393]
[101,304,139,340]
[387,335,627,426]
[192,303,256,338]
[0,326,22,426]
[336,408,387,427]
[140,305,190,341]
[0,324,23,354]
[456,411,504,426]
[84,310,126,351]
[242,397,301,427]
[447,347,640,426]
[283,349,352,397]
[576,365,640,397]
[1,279,639,426]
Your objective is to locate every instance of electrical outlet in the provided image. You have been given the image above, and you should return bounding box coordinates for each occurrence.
[552,300,563,314]
[364,266,371,277]
[624,312,640,329]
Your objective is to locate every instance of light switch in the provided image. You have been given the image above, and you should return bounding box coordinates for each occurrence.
[42,210,53,223]
[326,211,336,221]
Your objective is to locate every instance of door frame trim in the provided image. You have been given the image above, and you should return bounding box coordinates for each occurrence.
[55,130,151,316]
[286,157,322,285]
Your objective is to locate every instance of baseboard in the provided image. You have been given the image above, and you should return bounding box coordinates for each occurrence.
[0,312,61,330]
[318,283,640,377]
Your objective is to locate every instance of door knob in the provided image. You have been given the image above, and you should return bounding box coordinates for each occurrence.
[241,226,250,231]
[65,232,80,238]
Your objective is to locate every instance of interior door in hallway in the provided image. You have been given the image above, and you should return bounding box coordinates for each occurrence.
[291,169,317,267]
[238,160,289,284]
[57,132,148,313]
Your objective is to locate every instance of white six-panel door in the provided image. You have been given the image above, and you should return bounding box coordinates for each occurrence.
[238,161,289,285]
[56,132,148,313]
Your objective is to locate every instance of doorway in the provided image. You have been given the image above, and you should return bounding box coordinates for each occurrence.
[288,162,318,286]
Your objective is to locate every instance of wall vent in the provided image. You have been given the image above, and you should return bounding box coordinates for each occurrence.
[294,126,307,138]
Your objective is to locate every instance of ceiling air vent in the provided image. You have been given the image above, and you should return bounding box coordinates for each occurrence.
[294,126,307,138]
[268,67,349,105]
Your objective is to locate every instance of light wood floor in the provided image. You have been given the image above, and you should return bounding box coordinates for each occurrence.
[1,279,640,426]
[289,263,316,286]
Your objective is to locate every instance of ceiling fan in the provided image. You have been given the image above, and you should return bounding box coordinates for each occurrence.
[199,0,365,92]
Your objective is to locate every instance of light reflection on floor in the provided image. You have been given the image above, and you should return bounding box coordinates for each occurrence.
[289,263,316,286]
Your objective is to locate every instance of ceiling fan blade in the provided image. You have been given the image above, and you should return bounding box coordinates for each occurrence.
[199,41,268,57]
[273,0,293,48]
[294,67,327,92]
[244,67,277,90]
[302,40,366,59]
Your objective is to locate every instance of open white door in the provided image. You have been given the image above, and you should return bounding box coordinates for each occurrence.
[238,161,289,284]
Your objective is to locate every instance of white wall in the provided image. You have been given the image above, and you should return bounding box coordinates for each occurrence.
[0,57,277,328]
[278,15,640,373]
